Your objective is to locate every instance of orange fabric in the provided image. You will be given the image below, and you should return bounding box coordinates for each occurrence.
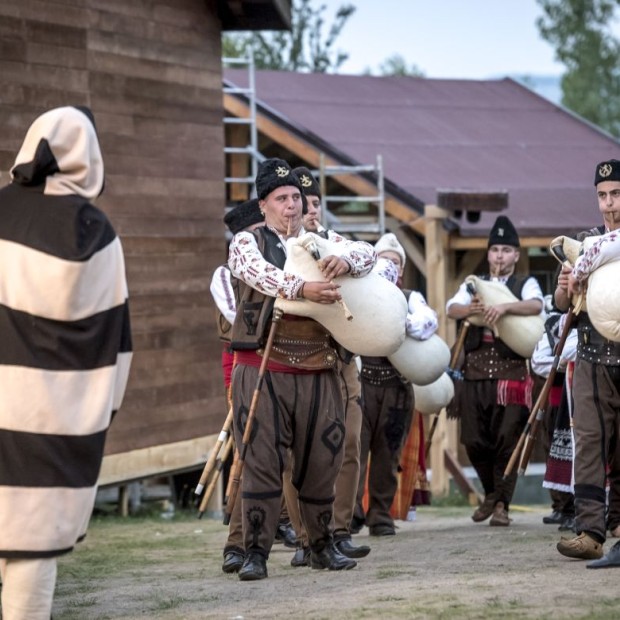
[390,411,421,520]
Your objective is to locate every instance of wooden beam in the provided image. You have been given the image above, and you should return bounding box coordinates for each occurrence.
[99,435,217,486]
[437,190,508,213]
[449,235,555,250]
[228,123,250,201]
[424,204,451,497]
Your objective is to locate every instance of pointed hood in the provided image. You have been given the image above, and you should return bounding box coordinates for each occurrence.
[11,106,104,201]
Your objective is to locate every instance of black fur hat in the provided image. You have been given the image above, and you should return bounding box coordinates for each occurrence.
[293,166,321,198]
[223,198,263,234]
[594,159,620,185]
[255,158,302,200]
[487,215,519,248]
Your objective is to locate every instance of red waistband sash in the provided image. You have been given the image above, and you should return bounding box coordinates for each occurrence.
[497,374,534,408]
[234,350,318,374]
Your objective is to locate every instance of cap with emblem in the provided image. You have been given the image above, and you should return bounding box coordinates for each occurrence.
[255,157,302,200]
[594,159,620,185]
[487,215,519,248]
[223,198,263,235]
[292,166,321,198]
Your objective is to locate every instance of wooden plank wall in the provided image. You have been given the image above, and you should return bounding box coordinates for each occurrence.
[0,0,229,469]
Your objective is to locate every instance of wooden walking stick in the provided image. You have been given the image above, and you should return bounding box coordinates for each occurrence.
[516,306,577,476]
[506,240,581,477]
[194,405,234,499]
[223,307,283,525]
[197,434,234,518]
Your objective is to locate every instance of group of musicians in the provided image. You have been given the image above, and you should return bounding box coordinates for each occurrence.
[215,156,620,580]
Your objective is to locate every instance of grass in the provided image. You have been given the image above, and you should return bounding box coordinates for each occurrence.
[48,504,620,620]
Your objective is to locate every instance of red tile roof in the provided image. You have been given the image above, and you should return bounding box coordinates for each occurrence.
[225,69,620,238]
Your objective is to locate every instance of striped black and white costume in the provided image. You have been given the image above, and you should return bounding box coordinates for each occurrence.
[0,106,132,619]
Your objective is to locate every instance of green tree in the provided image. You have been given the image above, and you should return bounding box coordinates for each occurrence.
[222,0,355,73]
[376,54,425,77]
[536,0,620,137]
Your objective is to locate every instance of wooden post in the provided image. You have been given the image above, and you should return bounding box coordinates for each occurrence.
[424,204,451,497]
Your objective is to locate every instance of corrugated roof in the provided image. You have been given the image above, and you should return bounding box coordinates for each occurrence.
[225,69,620,238]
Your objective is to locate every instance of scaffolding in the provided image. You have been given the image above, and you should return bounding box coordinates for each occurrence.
[318,152,386,238]
[222,55,262,203]
[222,57,386,238]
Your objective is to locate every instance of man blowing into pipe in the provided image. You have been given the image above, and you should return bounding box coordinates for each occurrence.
[446,215,543,527]
[227,158,376,580]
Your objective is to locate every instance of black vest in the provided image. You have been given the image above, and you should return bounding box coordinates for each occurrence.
[230,227,287,350]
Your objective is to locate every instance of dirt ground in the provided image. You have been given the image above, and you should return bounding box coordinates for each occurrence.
[49,504,620,620]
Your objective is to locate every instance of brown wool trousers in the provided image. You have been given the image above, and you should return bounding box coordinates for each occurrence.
[356,379,414,529]
[284,359,364,546]
[232,364,344,557]
[572,359,620,542]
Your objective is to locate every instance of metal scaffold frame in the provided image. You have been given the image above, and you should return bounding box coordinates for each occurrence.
[222,55,262,203]
[318,152,386,238]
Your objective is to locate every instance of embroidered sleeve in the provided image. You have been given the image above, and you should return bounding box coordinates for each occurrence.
[373,256,399,283]
[573,230,620,282]
[228,232,304,299]
[209,265,236,324]
[406,290,439,340]
[326,230,377,276]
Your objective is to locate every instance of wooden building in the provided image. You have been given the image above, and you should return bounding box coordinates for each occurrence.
[0,0,291,486]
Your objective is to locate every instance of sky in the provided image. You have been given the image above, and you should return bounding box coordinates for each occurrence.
[321,0,617,80]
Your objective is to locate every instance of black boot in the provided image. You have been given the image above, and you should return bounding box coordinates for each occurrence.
[334,536,371,559]
[290,545,311,567]
[274,520,297,549]
[349,514,366,535]
[310,543,357,571]
[238,551,268,581]
[222,548,245,574]
[542,510,563,524]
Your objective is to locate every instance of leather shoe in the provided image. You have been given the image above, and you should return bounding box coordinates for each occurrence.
[334,538,371,559]
[310,544,357,571]
[290,545,310,567]
[222,550,245,574]
[489,501,511,527]
[587,541,620,569]
[542,510,563,525]
[274,521,297,549]
[369,523,395,536]
[238,552,268,581]
[472,495,496,523]
[557,532,603,560]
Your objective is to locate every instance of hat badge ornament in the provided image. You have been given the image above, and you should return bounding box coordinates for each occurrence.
[497,227,505,237]
[275,166,289,178]
[599,163,613,178]
[300,174,313,188]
